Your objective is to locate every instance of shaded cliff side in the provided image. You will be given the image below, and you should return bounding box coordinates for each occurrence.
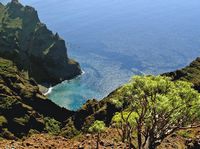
[163,57,200,92]
[0,0,81,85]
[0,57,74,139]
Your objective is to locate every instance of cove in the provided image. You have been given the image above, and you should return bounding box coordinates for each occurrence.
[5,0,200,110]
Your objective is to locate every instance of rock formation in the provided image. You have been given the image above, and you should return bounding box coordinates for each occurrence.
[0,1,81,85]
[0,58,74,139]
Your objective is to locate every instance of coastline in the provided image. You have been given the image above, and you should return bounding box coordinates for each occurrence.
[38,85,49,94]
[44,87,53,96]
[42,70,85,96]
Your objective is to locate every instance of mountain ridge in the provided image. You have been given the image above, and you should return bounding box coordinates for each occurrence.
[0,0,81,86]
[163,57,200,92]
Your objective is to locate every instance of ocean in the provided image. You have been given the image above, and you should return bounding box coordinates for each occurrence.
[2,0,200,110]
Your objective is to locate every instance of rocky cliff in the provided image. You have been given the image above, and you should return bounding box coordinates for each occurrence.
[0,57,74,139]
[0,0,81,85]
[163,57,200,92]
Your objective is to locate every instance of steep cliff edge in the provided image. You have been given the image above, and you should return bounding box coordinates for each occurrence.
[163,57,200,92]
[0,0,81,85]
[0,57,74,139]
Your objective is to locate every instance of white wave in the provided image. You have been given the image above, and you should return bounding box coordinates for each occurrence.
[81,70,85,75]
[44,87,53,96]
[44,70,85,96]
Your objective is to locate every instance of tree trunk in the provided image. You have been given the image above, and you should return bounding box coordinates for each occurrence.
[137,126,142,149]
[128,134,132,149]
[122,125,127,143]
[147,138,157,149]
[96,133,100,149]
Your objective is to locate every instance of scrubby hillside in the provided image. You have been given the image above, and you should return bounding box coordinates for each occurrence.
[0,0,81,85]
[1,57,200,148]
[0,57,74,139]
[164,57,200,92]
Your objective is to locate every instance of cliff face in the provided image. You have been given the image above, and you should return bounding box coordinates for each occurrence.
[0,0,81,85]
[0,58,74,139]
[163,57,200,92]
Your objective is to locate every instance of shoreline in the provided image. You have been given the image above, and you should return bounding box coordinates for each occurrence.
[42,70,85,96]
[44,87,53,96]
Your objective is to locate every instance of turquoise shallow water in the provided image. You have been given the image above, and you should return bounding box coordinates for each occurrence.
[2,0,200,110]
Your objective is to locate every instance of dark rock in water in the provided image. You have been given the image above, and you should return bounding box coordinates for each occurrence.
[163,57,200,92]
[0,58,74,139]
[0,1,81,85]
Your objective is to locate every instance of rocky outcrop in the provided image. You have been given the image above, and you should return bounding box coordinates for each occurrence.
[0,58,74,139]
[163,57,200,92]
[0,0,81,85]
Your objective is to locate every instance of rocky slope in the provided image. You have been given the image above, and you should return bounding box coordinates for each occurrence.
[0,57,74,139]
[0,0,81,85]
[1,56,200,148]
[163,57,200,92]
[1,128,200,149]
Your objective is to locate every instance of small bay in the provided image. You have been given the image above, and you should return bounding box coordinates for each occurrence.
[4,0,200,110]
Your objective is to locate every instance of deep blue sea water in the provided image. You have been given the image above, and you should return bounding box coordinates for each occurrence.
[2,0,200,110]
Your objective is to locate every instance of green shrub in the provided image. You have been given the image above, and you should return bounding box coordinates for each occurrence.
[44,117,61,135]
[13,115,30,126]
[60,118,80,138]
[0,116,7,127]
[177,130,191,138]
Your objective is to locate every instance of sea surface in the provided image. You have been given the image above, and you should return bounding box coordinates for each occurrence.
[2,0,200,110]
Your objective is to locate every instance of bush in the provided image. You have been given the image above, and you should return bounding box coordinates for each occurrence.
[44,117,61,135]
[0,116,7,127]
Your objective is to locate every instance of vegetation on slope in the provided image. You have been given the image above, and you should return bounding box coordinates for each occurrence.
[110,76,200,149]
[1,55,200,148]
[60,75,200,148]
[1,2,200,148]
[0,57,73,139]
[0,0,81,85]
[164,57,200,92]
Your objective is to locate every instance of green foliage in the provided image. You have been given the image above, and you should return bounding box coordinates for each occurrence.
[88,120,106,134]
[112,111,138,128]
[0,1,81,85]
[164,57,200,92]
[112,111,137,145]
[114,75,200,123]
[61,118,80,138]
[0,128,15,139]
[28,129,39,136]
[44,117,61,135]
[0,96,19,110]
[13,115,30,126]
[0,58,13,67]
[88,120,106,149]
[177,130,191,138]
[5,17,22,29]
[0,116,7,127]
[111,75,200,148]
